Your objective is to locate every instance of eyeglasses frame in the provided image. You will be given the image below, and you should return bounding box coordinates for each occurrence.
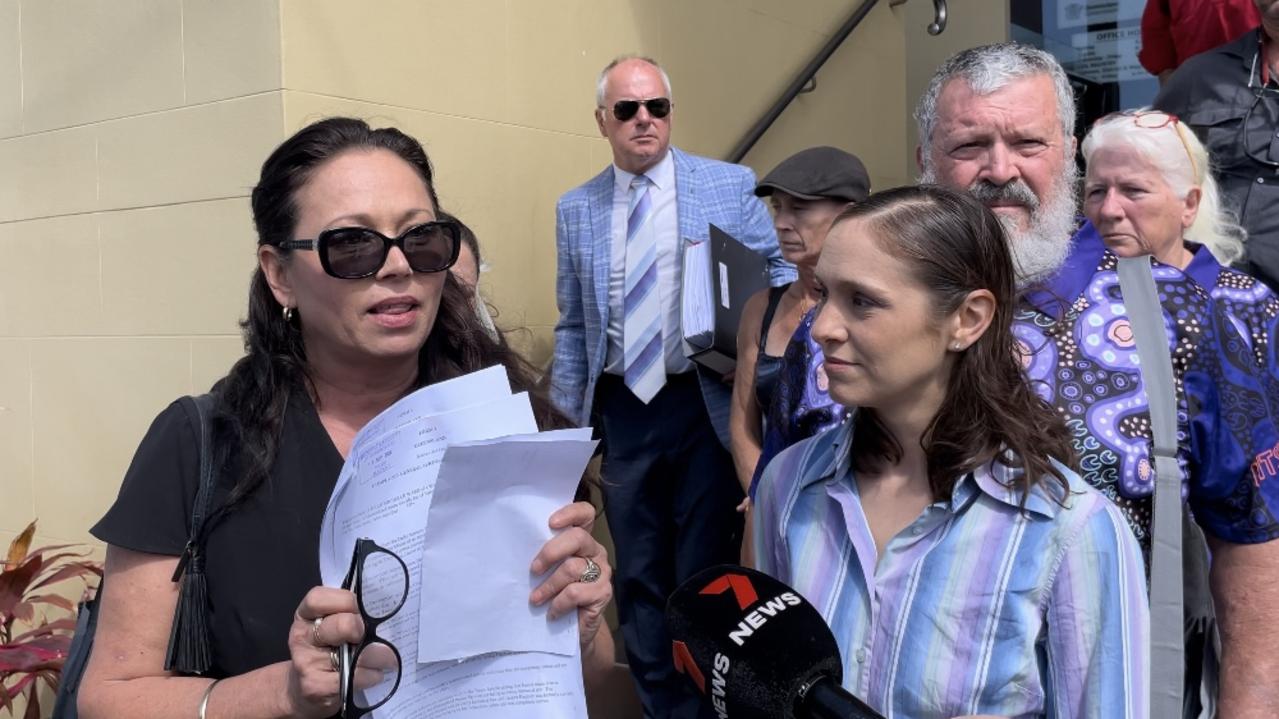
[338,537,410,718]
[1242,50,1279,170]
[1093,109,1202,182]
[276,220,462,279]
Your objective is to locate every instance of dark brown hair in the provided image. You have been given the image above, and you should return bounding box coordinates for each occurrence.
[833,185,1075,503]
[219,117,576,506]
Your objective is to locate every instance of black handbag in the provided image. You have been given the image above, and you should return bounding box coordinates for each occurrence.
[52,393,219,718]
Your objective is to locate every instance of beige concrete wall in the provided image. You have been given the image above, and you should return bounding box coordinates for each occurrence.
[0,1,283,712]
[0,0,283,552]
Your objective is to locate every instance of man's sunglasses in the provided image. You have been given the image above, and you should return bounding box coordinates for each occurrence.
[602,97,672,122]
[277,221,461,280]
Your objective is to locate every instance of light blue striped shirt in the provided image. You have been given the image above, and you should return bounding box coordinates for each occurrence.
[754,420,1150,718]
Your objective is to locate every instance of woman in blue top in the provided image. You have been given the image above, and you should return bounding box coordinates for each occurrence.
[729,146,870,563]
[1082,108,1279,373]
[754,185,1148,717]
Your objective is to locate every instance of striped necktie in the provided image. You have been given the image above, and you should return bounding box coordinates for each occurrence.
[623,175,665,403]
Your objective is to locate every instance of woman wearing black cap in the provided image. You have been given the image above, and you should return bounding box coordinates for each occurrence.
[729,146,870,562]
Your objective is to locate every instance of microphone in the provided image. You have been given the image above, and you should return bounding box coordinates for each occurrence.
[666,564,885,719]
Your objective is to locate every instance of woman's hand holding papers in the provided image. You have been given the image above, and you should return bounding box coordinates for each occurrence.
[528,501,613,658]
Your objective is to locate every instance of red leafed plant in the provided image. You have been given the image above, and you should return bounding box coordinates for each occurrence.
[0,520,102,718]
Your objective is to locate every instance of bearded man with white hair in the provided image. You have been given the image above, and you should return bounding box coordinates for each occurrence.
[917,43,1279,717]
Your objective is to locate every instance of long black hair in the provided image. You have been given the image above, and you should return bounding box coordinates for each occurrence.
[217,117,572,506]
[832,185,1075,503]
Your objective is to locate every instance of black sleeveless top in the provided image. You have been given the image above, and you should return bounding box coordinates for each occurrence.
[754,284,789,411]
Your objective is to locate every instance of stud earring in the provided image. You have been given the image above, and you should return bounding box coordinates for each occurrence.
[283,306,296,323]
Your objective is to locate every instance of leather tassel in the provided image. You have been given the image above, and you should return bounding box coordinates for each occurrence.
[164,544,212,674]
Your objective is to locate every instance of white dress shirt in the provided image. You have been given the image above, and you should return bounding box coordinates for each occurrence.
[604,150,693,375]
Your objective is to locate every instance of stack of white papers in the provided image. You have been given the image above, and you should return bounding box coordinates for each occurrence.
[680,239,714,350]
[318,366,599,719]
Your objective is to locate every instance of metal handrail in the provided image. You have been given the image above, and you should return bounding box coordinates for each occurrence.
[727,0,948,163]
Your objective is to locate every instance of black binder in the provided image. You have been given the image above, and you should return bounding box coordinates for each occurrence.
[684,224,771,374]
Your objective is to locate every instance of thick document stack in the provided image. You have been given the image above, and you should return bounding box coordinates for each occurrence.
[681,224,771,374]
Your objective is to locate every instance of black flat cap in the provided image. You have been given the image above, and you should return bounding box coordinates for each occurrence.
[754,146,870,203]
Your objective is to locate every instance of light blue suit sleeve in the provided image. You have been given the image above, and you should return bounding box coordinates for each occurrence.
[551,200,588,425]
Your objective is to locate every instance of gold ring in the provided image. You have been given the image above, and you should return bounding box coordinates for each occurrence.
[311,616,325,646]
[329,647,341,672]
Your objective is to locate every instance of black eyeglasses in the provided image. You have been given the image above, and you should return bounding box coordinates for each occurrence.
[1242,49,1279,169]
[277,221,461,279]
[338,538,409,718]
[602,97,672,122]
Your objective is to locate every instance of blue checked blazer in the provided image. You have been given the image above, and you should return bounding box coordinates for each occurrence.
[550,147,794,447]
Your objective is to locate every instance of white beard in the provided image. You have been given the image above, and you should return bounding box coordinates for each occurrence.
[920,163,1078,285]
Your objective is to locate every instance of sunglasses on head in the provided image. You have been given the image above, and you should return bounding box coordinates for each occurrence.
[277,220,461,279]
[603,97,672,122]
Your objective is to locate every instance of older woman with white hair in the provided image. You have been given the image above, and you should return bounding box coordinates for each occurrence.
[1082,108,1279,369]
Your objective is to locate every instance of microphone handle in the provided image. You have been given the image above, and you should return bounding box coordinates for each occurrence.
[798,676,886,719]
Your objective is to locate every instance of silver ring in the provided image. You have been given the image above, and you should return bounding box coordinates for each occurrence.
[329,647,341,672]
[311,616,325,646]
[578,556,601,583]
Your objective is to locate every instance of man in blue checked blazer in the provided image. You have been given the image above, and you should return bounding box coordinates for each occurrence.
[551,55,792,718]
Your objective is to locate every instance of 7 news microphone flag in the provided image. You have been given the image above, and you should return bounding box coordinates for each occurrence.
[665,564,885,719]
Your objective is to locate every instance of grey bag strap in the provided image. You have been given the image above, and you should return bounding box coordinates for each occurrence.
[1116,256,1184,717]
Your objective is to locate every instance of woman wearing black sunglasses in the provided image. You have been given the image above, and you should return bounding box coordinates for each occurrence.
[79,118,616,719]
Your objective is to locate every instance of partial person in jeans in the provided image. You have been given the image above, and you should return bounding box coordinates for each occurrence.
[78,118,616,719]
[728,146,869,563]
[754,185,1149,718]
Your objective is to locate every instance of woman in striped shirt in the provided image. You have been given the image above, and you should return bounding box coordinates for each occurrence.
[754,185,1149,718]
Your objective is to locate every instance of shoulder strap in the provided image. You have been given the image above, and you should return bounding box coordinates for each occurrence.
[188,393,218,541]
[164,393,217,674]
[758,284,788,352]
[1116,256,1184,717]
[169,394,217,579]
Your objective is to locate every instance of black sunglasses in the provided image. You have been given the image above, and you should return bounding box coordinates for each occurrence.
[338,538,409,718]
[277,220,461,279]
[604,97,672,122]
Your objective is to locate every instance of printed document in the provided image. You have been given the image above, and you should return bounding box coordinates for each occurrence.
[317,367,597,718]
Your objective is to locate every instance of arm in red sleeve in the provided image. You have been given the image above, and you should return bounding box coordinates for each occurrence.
[1139,0,1178,75]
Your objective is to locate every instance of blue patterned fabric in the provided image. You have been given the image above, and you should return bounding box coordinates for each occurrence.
[1184,243,1279,382]
[551,147,794,445]
[750,307,847,497]
[1017,221,1279,551]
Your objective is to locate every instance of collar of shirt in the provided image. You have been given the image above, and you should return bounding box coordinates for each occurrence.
[1240,27,1279,86]
[1022,218,1102,320]
[611,149,675,195]
[1184,242,1222,289]
[802,414,1061,520]
[1260,27,1275,85]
